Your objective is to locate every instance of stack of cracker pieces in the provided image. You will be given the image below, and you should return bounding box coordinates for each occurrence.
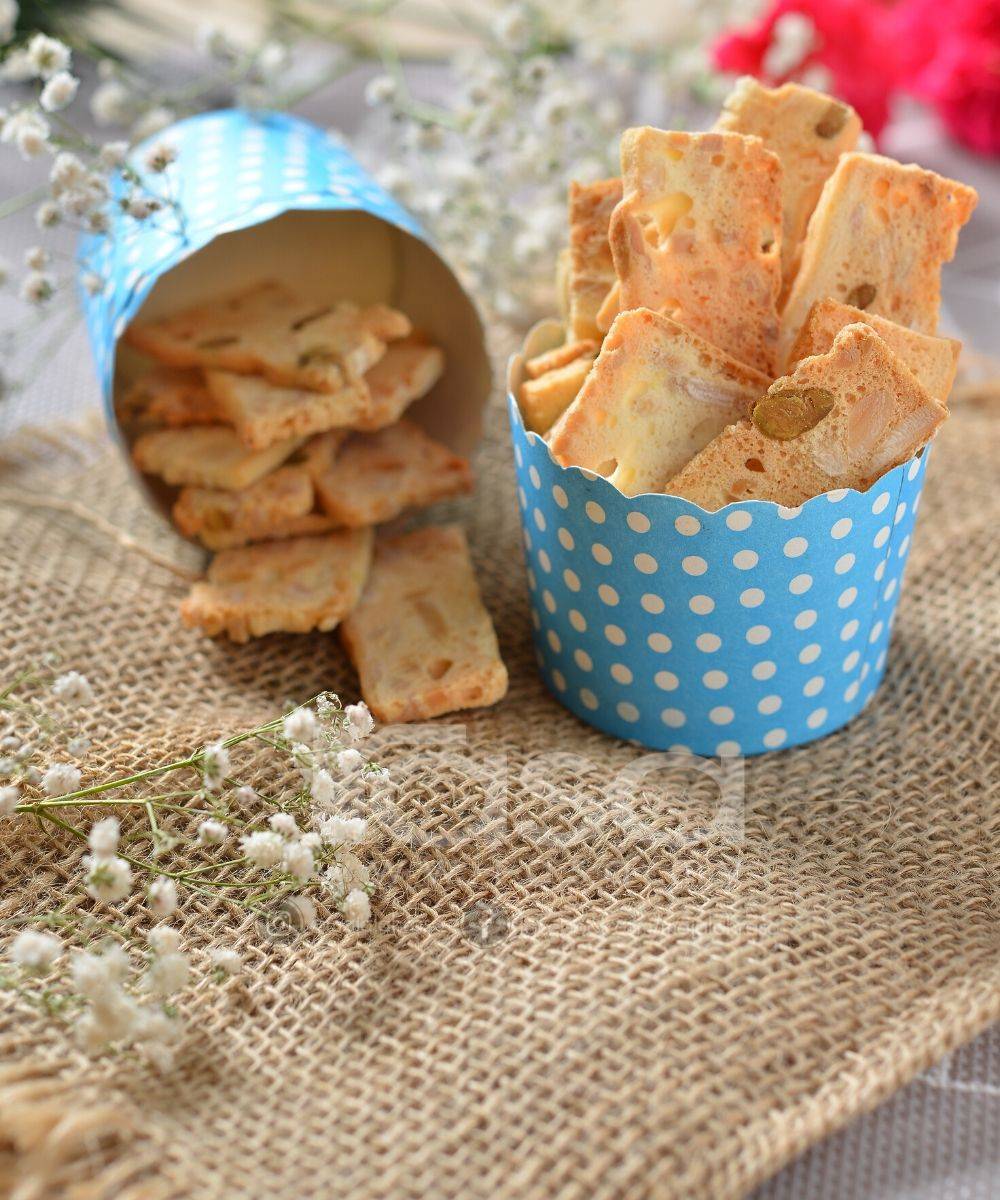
[122,281,508,723]
[522,78,977,509]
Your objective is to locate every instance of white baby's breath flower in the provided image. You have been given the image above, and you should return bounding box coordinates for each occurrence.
[68,736,91,756]
[83,854,132,903]
[90,79,132,126]
[99,140,129,168]
[336,748,364,775]
[282,839,314,881]
[148,877,178,918]
[10,930,62,971]
[241,830,284,868]
[209,946,243,976]
[321,815,367,845]
[324,850,370,899]
[49,151,86,193]
[2,109,50,159]
[235,785,257,805]
[52,669,93,705]
[35,201,60,229]
[148,926,181,956]
[197,818,227,845]
[343,702,374,742]
[39,70,79,112]
[26,33,71,79]
[300,831,322,850]
[88,815,120,856]
[143,139,177,172]
[342,888,371,930]
[123,192,160,220]
[201,742,230,792]
[0,784,18,815]
[21,271,54,304]
[70,948,119,1001]
[144,949,190,999]
[256,41,288,78]
[310,767,337,808]
[87,210,110,234]
[82,272,104,296]
[131,106,174,140]
[364,74,398,106]
[493,6,531,49]
[0,0,17,46]
[282,707,318,747]
[42,761,81,796]
[268,812,297,836]
[0,48,33,83]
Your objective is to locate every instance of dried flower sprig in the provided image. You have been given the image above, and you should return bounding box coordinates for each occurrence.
[1,663,383,1066]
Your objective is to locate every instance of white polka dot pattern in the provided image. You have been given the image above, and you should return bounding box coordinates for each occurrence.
[81,110,426,405]
[510,395,929,757]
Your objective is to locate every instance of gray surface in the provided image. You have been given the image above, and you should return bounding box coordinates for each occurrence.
[0,67,998,1200]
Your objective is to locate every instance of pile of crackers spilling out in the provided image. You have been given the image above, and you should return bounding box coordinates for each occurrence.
[520,78,978,509]
[121,281,508,723]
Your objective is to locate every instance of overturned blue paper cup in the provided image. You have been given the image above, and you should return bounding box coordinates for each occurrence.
[507,323,930,757]
[78,108,490,512]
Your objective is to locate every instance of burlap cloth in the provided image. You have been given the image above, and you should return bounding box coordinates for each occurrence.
[0,382,998,1200]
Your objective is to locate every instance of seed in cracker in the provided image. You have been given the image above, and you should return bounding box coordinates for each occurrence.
[519,355,596,437]
[172,465,315,540]
[664,324,947,510]
[120,367,226,428]
[714,78,861,295]
[305,419,472,528]
[340,524,508,723]
[132,426,305,490]
[547,309,771,495]
[567,177,623,341]
[752,386,834,440]
[609,128,783,375]
[352,338,446,432]
[180,529,373,642]
[778,153,977,367]
[787,298,961,403]
[125,281,411,393]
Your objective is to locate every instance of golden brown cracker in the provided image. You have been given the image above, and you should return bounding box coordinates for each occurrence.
[132,426,305,490]
[568,178,623,341]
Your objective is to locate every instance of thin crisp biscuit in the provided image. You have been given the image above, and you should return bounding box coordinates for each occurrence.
[715,78,861,295]
[547,309,771,495]
[198,512,344,552]
[126,281,411,393]
[788,298,961,403]
[664,324,947,510]
[525,339,598,379]
[352,338,445,432]
[609,128,783,374]
[305,419,472,527]
[120,367,226,428]
[172,465,315,541]
[518,355,596,436]
[556,246,572,322]
[132,426,305,490]
[594,281,620,334]
[180,529,373,642]
[568,178,623,340]
[205,370,368,451]
[340,524,508,723]
[778,153,977,366]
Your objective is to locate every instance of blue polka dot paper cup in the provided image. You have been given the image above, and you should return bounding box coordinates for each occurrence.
[508,323,930,757]
[78,109,490,505]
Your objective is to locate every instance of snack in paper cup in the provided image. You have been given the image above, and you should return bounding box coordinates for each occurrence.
[77,108,490,521]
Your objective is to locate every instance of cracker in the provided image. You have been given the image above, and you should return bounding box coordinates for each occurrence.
[568,178,623,340]
[126,281,411,393]
[172,465,315,541]
[132,426,305,490]
[547,309,771,495]
[594,281,620,334]
[205,370,368,451]
[609,128,783,374]
[340,525,508,723]
[518,355,596,437]
[556,246,572,322]
[664,324,947,510]
[120,367,225,428]
[198,513,344,552]
[778,153,977,366]
[788,298,961,403]
[180,529,373,642]
[714,78,861,294]
[353,338,446,432]
[524,339,598,380]
[305,419,473,527]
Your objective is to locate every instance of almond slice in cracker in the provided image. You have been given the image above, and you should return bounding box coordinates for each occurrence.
[778,153,977,367]
[519,354,596,437]
[120,367,226,428]
[180,528,373,642]
[714,78,861,296]
[126,280,411,393]
[609,128,783,374]
[788,298,961,404]
[172,464,315,541]
[664,324,947,511]
[546,309,771,496]
[568,177,623,341]
[132,426,305,490]
[352,338,446,433]
[304,419,473,528]
[340,524,508,723]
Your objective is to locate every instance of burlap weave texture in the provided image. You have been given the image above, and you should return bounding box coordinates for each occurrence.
[0,389,998,1200]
